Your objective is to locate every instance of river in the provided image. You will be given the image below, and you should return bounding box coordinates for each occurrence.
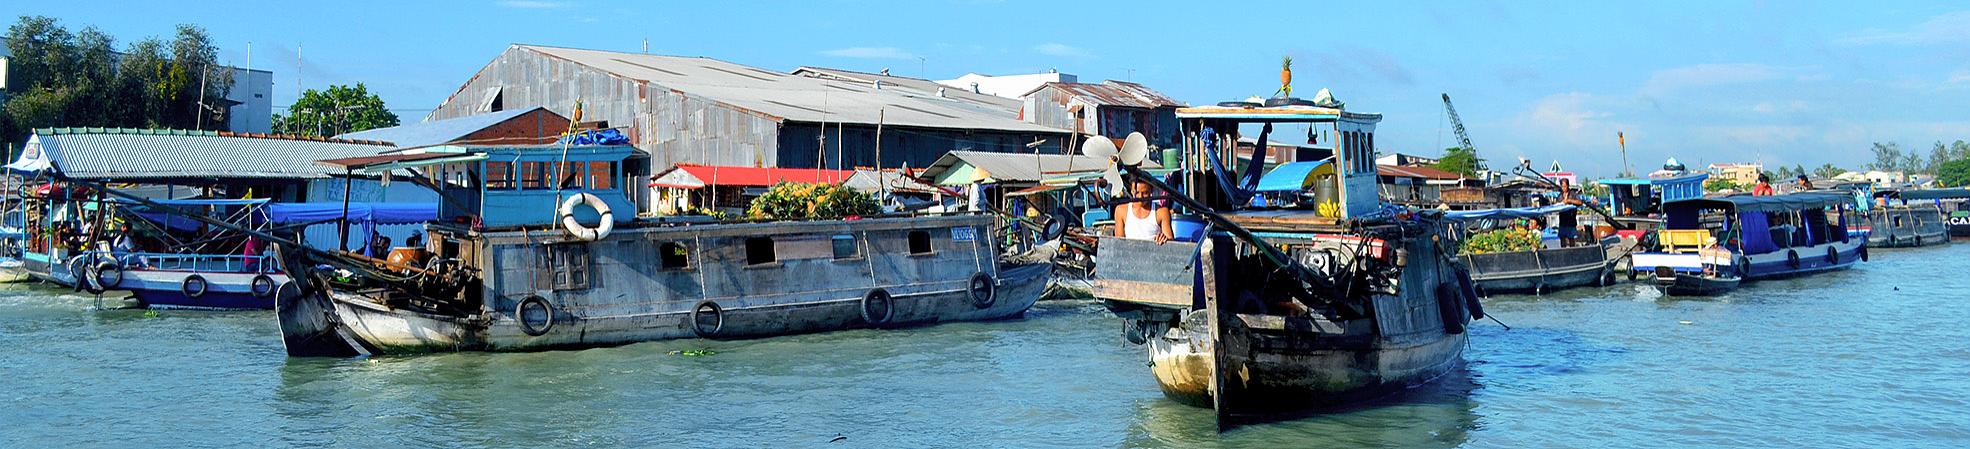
[3,243,1968,448]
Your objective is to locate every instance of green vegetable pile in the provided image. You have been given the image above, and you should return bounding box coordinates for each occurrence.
[1460,228,1543,254]
[747,182,880,220]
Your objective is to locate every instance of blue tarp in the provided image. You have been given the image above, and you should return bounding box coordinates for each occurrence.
[556,129,631,146]
[1256,160,1332,192]
[264,202,437,225]
[1442,204,1578,221]
[148,198,270,207]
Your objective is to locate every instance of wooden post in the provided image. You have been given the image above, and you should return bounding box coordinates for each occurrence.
[339,169,352,251]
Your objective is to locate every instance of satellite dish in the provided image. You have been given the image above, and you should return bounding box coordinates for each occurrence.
[1120,132,1149,165]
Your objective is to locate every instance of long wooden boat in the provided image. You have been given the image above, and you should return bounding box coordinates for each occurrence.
[1897,188,1970,239]
[276,144,1045,356]
[1444,205,1615,294]
[1631,192,1863,281]
[1094,102,1474,428]
[1864,205,1948,248]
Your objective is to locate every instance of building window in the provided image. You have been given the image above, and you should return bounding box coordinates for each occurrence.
[832,234,860,259]
[908,231,932,255]
[486,161,515,189]
[659,242,690,270]
[746,237,776,265]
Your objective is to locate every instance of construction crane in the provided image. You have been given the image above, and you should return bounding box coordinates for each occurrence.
[1439,93,1488,172]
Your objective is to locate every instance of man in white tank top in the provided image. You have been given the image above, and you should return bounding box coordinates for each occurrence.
[1114,177,1174,244]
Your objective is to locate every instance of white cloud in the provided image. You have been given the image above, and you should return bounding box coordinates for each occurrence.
[1033,43,1090,58]
[1949,69,1970,84]
[1640,63,1783,94]
[497,0,569,8]
[819,47,917,60]
[1836,11,1970,46]
[1751,100,1810,114]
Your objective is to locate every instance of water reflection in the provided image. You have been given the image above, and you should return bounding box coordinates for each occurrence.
[1122,366,1482,448]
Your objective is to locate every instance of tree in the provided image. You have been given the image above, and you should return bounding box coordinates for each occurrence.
[1703,177,1741,193]
[1868,142,1903,171]
[1953,140,1970,161]
[272,84,399,137]
[1430,146,1479,177]
[1793,164,1806,179]
[1813,163,1847,179]
[1939,158,1970,188]
[1,16,233,143]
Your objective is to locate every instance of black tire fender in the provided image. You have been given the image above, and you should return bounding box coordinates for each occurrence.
[1825,246,1838,264]
[68,255,91,292]
[1124,320,1150,345]
[1786,250,1800,269]
[1436,282,1467,335]
[1455,267,1484,320]
[1859,246,1870,262]
[250,274,278,299]
[968,272,996,309]
[182,274,209,299]
[516,296,555,336]
[93,261,123,291]
[692,300,724,338]
[860,288,894,326]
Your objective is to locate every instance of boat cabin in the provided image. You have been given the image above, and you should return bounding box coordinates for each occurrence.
[1600,172,1708,218]
[1173,105,1384,220]
[322,145,640,229]
[1631,192,1861,279]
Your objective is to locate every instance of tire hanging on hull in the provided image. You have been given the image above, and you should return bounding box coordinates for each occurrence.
[1437,282,1467,335]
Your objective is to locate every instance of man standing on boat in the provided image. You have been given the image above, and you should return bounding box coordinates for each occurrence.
[1114,177,1174,244]
[1557,178,1584,246]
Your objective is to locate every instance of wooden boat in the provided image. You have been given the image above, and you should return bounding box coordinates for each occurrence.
[1896,188,1970,239]
[1863,190,1949,248]
[1631,192,1863,281]
[1094,101,1474,428]
[1443,205,1615,294]
[271,144,1045,356]
[1659,271,1740,296]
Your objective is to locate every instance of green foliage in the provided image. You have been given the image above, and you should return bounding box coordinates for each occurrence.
[271,84,399,137]
[1812,164,1847,179]
[1460,228,1543,255]
[746,182,881,220]
[1939,159,1970,188]
[1703,177,1742,192]
[1431,146,1479,177]
[1,16,232,143]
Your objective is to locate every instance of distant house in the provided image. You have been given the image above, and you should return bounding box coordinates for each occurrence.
[649,164,856,214]
[1021,81,1184,149]
[937,71,1077,99]
[1377,164,1484,207]
[1376,153,1440,167]
[336,106,570,148]
[1706,163,1764,187]
[917,150,1159,212]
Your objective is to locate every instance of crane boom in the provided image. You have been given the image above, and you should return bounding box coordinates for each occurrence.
[1440,93,1488,171]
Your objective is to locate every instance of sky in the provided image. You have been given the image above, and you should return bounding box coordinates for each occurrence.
[10,1,1970,178]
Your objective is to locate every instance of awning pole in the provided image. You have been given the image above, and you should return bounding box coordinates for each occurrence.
[339,169,352,251]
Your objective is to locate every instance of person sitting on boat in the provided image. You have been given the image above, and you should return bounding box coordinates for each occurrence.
[1752,174,1776,196]
[243,235,264,273]
[111,223,145,268]
[1114,177,1174,244]
[1794,175,1814,192]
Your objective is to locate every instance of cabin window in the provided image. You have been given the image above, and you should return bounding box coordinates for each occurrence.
[659,241,690,270]
[907,230,933,254]
[486,161,515,189]
[557,162,586,190]
[831,234,860,259]
[1893,216,1904,228]
[745,237,776,265]
[587,161,617,190]
[536,244,591,291]
[521,162,550,189]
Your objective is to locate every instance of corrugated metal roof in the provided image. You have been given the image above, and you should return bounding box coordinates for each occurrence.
[516,45,1064,134]
[791,67,1021,116]
[1029,81,1184,109]
[336,107,560,148]
[920,150,1162,184]
[27,128,393,180]
[1376,164,1465,180]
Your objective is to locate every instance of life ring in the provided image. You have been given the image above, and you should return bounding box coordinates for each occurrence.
[691,300,724,337]
[516,296,554,336]
[860,288,894,326]
[182,274,209,299]
[93,261,123,290]
[1785,250,1800,269]
[250,274,278,299]
[1436,282,1466,335]
[1824,246,1838,265]
[67,255,92,292]
[1455,266,1484,320]
[558,193,615,241]
[967,272,995,309]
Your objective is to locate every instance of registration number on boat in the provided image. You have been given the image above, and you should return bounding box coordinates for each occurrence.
[951,226,976,242]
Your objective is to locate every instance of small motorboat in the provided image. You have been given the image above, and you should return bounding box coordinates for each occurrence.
[1654,266,1739,296]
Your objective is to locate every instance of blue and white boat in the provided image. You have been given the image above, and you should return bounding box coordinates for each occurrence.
[1630,192,1863,281]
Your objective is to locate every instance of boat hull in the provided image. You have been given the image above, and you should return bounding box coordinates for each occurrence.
[1461,244,1612,294]
[118,270,285,310]
[1657,273,1739,296]
[1741,240,1863,280]
[1866,207,1951,248]
[315,263,1049,354]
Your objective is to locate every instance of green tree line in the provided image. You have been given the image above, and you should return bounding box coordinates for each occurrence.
[1,16,233,145]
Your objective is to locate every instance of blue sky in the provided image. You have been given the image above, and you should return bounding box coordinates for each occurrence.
[14,1,1970,177]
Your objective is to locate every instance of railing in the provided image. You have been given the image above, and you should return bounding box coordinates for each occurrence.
[98,251,282,274]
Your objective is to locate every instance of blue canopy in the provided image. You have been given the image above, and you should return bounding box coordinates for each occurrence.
[1442,204,1578,221]
[147,198,271,207]
[264,202,437,225]
[1256,160,1333,192]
